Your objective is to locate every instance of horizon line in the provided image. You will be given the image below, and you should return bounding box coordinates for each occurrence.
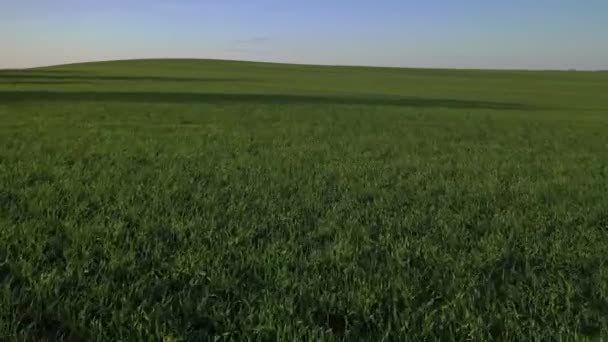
[1,57,607,73]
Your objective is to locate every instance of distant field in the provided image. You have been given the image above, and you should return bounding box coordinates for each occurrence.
[1,59,607,340]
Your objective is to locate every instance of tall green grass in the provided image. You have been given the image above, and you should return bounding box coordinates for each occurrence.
[1,59,607,340]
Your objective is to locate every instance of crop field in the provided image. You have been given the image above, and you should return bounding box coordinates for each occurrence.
[1,59,607,340]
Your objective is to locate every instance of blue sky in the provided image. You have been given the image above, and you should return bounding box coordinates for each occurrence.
[1,0,607,69]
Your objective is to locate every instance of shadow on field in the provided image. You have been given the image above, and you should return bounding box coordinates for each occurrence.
[0,80,94,85]
[0,90,533,110]
[0,72,247,83]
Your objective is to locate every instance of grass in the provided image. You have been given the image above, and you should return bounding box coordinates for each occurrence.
[1,59,608,340]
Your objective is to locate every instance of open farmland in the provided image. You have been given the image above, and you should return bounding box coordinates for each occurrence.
[1,59,608,340]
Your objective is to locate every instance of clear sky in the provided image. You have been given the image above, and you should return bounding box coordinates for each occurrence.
[1,0,607,70]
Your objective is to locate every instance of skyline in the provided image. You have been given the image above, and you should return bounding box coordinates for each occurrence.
[2,0,608,70]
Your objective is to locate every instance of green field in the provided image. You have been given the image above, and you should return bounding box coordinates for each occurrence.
[1,59,607,340]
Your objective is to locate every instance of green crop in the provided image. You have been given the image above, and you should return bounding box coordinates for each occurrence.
[1,59,607,340]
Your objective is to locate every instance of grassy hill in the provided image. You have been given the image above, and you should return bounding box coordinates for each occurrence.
[1,59,607,340]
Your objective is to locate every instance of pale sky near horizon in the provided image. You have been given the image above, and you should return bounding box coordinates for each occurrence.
[1,0,607,70]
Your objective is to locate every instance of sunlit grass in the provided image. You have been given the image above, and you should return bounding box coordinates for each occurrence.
[1,59,607,340]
